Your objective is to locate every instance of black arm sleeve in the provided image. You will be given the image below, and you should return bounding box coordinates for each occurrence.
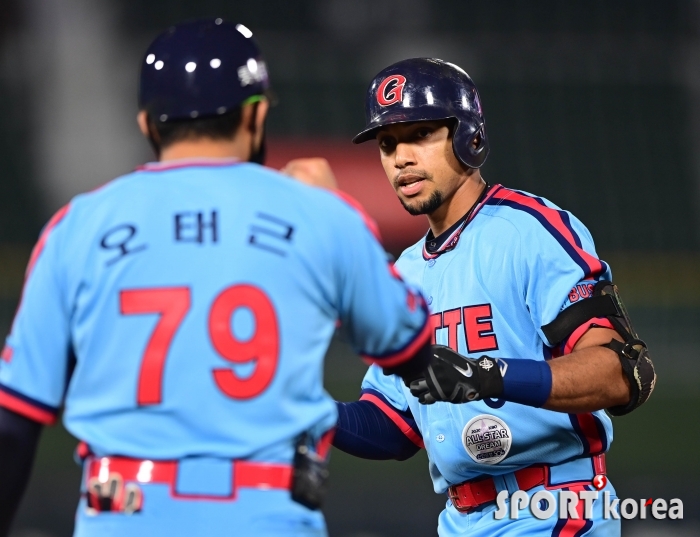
[0,407,43,537]
[333,401,420,461]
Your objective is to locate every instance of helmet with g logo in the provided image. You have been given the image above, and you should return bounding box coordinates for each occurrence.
[353,58,489,169]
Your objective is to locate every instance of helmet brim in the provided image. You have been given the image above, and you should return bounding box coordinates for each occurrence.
[352,111,456,144]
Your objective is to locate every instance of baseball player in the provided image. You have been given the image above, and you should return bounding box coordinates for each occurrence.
[308,59,655,536]
[0,22,433,537]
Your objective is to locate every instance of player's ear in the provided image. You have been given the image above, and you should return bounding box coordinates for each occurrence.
[137,111,150,137]
[240,99,269,135]
[254,99,269,132]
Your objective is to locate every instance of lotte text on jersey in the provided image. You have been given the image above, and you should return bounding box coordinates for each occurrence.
[362,184,614,493]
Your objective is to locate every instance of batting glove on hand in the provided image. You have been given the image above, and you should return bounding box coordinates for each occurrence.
[409,345,504,404]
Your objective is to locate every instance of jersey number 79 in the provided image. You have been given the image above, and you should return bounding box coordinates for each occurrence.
[119,285,279,406]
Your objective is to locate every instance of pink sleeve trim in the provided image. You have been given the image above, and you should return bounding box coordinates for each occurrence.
[361,319,432,368]
[0,391,57,425]
[562,317,615,354]
[359,393,424,448]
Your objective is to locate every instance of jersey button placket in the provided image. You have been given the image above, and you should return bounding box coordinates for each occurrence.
[422,255,445,319]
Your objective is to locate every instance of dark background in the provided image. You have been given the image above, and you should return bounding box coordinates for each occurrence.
[1,1,698,535]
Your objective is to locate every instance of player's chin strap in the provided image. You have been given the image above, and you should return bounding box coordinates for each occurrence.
[541,280,657,416]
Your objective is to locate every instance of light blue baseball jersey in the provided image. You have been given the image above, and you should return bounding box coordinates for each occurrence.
[0,158,430,464]
[361,185,614,495]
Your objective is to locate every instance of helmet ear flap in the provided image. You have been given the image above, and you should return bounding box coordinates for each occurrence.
[452,119,489,169]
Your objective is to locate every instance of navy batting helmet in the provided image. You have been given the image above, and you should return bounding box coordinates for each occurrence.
[139,18,270,122]
[353,58,489,169]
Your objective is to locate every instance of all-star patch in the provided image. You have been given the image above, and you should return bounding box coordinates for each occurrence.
[462,414,512,465]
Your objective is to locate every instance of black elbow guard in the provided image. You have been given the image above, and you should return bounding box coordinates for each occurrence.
[604,338,656,416]
[542,280,657,416]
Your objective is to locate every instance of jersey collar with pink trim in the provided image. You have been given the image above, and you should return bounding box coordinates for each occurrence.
[136,157,241,172]
[422,184,501,261]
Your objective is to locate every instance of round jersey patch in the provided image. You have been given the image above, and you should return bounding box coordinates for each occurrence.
[461,414,512,465]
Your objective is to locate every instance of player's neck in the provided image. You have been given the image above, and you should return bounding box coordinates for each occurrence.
[159,137,251,162]
[427,172,486,237]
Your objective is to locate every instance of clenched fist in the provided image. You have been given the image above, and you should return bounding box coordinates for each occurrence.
[281,158,338,190]
[409,345,505,405]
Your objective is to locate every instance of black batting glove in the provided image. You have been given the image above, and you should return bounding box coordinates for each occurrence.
[409,345,505,404]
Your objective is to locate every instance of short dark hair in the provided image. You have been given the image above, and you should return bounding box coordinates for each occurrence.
[150,107,243,149]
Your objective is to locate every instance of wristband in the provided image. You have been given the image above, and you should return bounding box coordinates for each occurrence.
[499,358,552,408]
